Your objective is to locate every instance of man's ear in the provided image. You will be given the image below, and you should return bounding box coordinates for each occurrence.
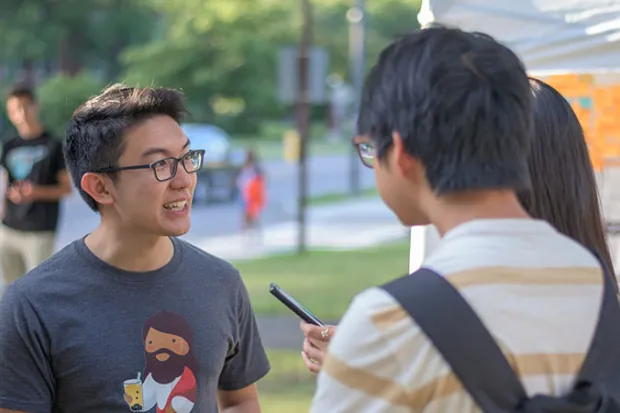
[391,132,423,180]
[80,172,115,207]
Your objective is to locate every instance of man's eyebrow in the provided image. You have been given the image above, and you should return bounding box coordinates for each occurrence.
[141,139,191,158]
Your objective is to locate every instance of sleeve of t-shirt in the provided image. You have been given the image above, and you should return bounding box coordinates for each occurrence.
[0,284,55,413]
[218,272,271,391]
[50,140,66,176]
[310,288,431,413]
[0,140,7,169]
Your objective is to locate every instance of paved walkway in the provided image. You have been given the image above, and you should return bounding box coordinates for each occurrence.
[185,197,407,261]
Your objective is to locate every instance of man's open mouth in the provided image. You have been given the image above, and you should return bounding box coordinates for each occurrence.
[163,200,188,211]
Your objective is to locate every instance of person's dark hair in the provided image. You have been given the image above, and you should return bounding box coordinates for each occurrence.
[245,149,263,177]
[519,78,615,274]
[64,83,188,212]
[6,83,37,103]
[357,26,533,195]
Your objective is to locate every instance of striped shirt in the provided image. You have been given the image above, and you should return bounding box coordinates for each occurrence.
[311,219,604,413]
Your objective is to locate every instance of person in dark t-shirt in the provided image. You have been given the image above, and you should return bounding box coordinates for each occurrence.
[0,84,71,287]
[0,84,270,413]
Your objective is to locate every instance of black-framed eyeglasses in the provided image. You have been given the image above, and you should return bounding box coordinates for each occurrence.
[95,149,205,182]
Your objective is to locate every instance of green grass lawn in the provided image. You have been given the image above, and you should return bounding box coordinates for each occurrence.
[232,138,352,161]
[259,350,316,412]
[233,241,410,321]
[236,240,410,410]
[232,119,355,161]
[308,187,378,206]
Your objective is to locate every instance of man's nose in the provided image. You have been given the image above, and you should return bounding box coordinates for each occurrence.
[169,163,192,189]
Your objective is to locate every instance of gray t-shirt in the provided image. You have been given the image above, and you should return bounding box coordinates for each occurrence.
[0,237,270,413]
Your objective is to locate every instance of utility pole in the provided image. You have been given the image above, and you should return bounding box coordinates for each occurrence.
[296,0,313,253]
[347,0,366,195]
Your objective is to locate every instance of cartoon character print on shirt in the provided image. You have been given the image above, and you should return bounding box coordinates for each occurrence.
[5,145,49,180]
[123,311,200,413]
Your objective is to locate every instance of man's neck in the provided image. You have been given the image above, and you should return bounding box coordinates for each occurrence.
[85,223,175,272]
[17,122,44,139]
[426,190,531,237]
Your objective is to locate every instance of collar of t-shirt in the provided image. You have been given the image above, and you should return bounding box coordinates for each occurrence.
[441,218,554,243]
[17,131,51,142]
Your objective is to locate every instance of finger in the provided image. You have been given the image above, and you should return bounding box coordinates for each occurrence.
[303,338,324,365]
[303,324,329,342]
[302,338,317,355]
[307,335,329,351]
[300,320,322,337]
[313,325,337,345]
[302,351,321,374]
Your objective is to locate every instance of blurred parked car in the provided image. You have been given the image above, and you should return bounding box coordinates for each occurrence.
[182,123,247,203]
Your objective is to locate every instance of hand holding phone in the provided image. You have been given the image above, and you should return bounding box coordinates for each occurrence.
[269,283,324,326]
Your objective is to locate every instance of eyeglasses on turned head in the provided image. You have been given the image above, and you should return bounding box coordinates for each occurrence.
[95,149,206,182]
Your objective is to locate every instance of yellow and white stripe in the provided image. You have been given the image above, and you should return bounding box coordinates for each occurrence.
[311,219,605,413]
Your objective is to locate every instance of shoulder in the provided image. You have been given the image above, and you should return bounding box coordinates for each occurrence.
[6,242,82,300]
[423,224,600,276]
[315,286,447,407]
[1,136,20,151]
[41,131,57,141]
[44,133,64,152]
[327,286,429,369]
[178,239,238,271]
[177,239,242,284]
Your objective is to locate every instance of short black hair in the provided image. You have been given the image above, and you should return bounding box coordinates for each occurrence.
[358,25,533,195]
[6,83,37,103]
[64,83,188,212]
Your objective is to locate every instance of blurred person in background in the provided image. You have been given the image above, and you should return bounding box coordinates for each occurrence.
[0,84,71,288]
[299,76,617,374]
[236,149,266,236]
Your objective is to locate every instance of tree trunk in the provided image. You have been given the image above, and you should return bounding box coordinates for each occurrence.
[58,33,83,76]
[20,59,36,86]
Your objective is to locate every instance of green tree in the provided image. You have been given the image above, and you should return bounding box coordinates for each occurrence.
[120,0,421,134]
[37,72,105,137]
[0,0,158,81]
[121,0,295,133]
[312,0,421,76]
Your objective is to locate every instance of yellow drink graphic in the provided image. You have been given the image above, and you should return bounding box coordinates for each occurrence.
[123,378,144,411]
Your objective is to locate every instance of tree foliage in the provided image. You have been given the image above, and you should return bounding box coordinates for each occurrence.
[38,72,105,137]
[1,0,421,135]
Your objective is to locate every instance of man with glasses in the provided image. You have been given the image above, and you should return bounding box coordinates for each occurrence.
[309,27,612,412]
[0,84,270,413]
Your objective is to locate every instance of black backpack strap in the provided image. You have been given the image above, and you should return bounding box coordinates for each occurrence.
[577,252,620,385]
[381,268,527,412]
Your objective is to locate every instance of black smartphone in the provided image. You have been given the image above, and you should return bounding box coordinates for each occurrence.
[269,283,324,326]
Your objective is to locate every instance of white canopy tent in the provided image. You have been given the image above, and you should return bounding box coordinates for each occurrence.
[418,0,620,72]
[409,0,620,272]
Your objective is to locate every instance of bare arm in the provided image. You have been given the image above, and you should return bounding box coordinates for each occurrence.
[218,384,261,413]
